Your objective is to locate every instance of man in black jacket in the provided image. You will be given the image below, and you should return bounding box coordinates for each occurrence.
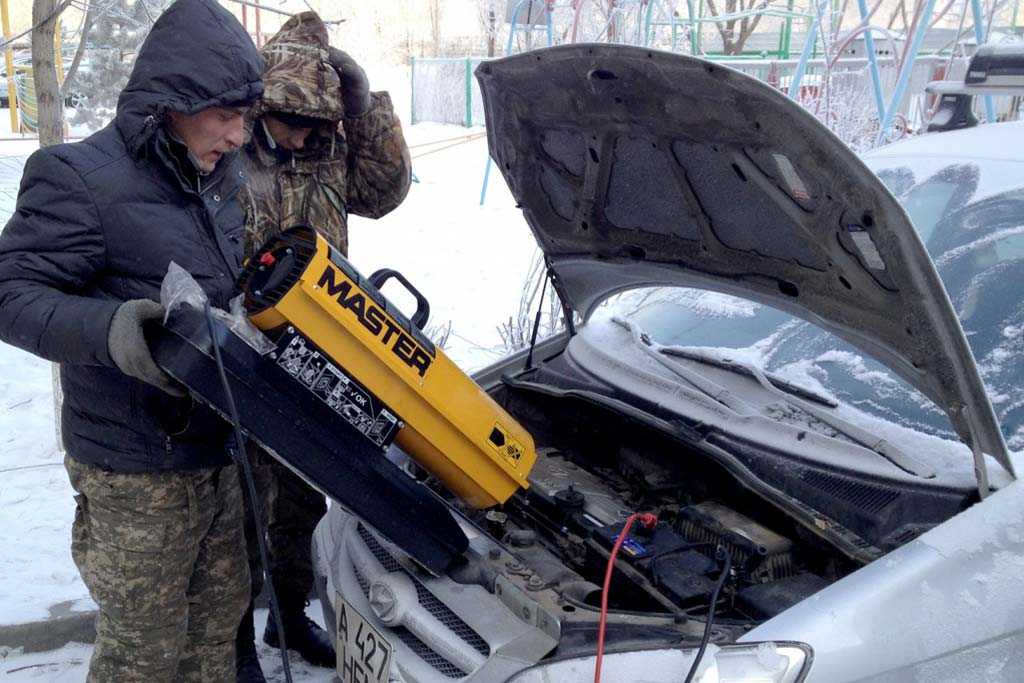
[0,0,263,679]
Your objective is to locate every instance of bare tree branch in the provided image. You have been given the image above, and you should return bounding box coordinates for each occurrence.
[0,0,70,50]
[61,0,96,98]
[736,10,765,52]
[705,0,767,54]
[427,0,444,56]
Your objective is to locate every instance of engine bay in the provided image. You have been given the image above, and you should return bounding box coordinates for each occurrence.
[526,449,832,617]
[478,447,837,625]
[452,377,973,631]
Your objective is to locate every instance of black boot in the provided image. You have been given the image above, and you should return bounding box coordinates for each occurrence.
[236,602,267,683]
[263,593,336,669]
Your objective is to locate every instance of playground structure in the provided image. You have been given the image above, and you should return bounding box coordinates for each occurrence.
[442,0,1015,202]
[413,0,1023,147]
[13,68,37,133]
[0,0,71,136]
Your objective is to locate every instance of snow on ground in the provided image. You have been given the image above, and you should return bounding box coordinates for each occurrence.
[0,602,332,681]
[0,642,92,681]
[0,110,94,627]
[249,604,336,683]
[348,122,539,370]
[0,351,92,624]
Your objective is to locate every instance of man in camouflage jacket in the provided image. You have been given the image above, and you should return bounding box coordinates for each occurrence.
[236,11,411,681]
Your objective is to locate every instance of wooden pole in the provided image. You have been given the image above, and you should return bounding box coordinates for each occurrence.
[32,0,64,146]
[0,0,17,133]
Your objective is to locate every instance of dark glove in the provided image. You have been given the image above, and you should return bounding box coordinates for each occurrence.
[328,46,371,118]
[108,299,185,397]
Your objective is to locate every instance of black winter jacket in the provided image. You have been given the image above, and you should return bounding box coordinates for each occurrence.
[0,0,263,472]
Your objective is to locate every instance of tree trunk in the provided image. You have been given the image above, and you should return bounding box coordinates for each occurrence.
[32,0,64,146]
[429,0,443,57]
[608,0,617,43]
[487,6,495,57]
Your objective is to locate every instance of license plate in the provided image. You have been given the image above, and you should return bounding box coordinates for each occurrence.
[336,593,393,683]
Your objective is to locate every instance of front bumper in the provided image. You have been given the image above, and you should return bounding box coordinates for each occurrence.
[312,503,557,682]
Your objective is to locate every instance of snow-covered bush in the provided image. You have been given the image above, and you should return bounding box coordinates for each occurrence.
[71,0,172,132]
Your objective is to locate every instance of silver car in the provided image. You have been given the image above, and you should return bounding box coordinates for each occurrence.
[312,45,1024,682]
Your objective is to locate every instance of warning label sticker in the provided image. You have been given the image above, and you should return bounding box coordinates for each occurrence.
[277,332,400,448]
[486,423,526,468]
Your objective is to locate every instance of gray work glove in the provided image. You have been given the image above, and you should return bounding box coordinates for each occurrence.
[108,299,185,397]
[328,46,371,118]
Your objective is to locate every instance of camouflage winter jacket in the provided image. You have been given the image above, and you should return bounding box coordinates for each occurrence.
[242,11,411,257]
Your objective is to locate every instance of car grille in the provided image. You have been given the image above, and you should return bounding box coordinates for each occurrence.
[353,524,490,677]
[353,565,467,679]
[357,523,404,572]
[356,525,491,657]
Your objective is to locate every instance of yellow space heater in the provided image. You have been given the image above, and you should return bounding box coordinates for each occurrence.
[237,226,537,509]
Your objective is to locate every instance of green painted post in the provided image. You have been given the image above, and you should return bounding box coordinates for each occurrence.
[465,57,473,127]
[696,0,704,53]
[775,20,782,57]
[686,0,698,53]
[643,0,660,46]
[783,0,794,58]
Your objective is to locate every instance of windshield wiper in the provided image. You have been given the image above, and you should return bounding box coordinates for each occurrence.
[612,317,936,479]
[660,346,838,409]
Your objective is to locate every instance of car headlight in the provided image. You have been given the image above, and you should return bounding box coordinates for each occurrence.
[703,642,810,682]
[506,642,810,683]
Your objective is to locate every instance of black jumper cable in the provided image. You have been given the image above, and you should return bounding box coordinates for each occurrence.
[204,301,294,683]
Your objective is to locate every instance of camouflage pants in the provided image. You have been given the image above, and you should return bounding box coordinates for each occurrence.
[66,456,250,682]
[244,445,327,605]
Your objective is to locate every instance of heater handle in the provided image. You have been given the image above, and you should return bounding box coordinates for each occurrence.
[368,268,431,330]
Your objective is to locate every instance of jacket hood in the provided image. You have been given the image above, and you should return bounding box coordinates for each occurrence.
[252,11,345,125]
[116,0,264,155]
[477,44,1014,485]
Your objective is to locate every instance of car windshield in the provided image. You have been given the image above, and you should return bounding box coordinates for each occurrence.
[601,153,1024,450]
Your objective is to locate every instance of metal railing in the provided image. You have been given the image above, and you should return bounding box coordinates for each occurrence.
[410,53,997,132]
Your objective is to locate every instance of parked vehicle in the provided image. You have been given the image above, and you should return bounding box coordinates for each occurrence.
[312,44,1024,682]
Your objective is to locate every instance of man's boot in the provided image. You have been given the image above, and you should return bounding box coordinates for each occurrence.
[263,591,336,669]
[236,602,267,683]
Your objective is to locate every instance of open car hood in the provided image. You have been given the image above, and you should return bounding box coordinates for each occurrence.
[477,45,1014,484]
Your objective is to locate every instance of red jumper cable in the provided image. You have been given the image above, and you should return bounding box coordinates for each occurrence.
[594,511,658,683]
